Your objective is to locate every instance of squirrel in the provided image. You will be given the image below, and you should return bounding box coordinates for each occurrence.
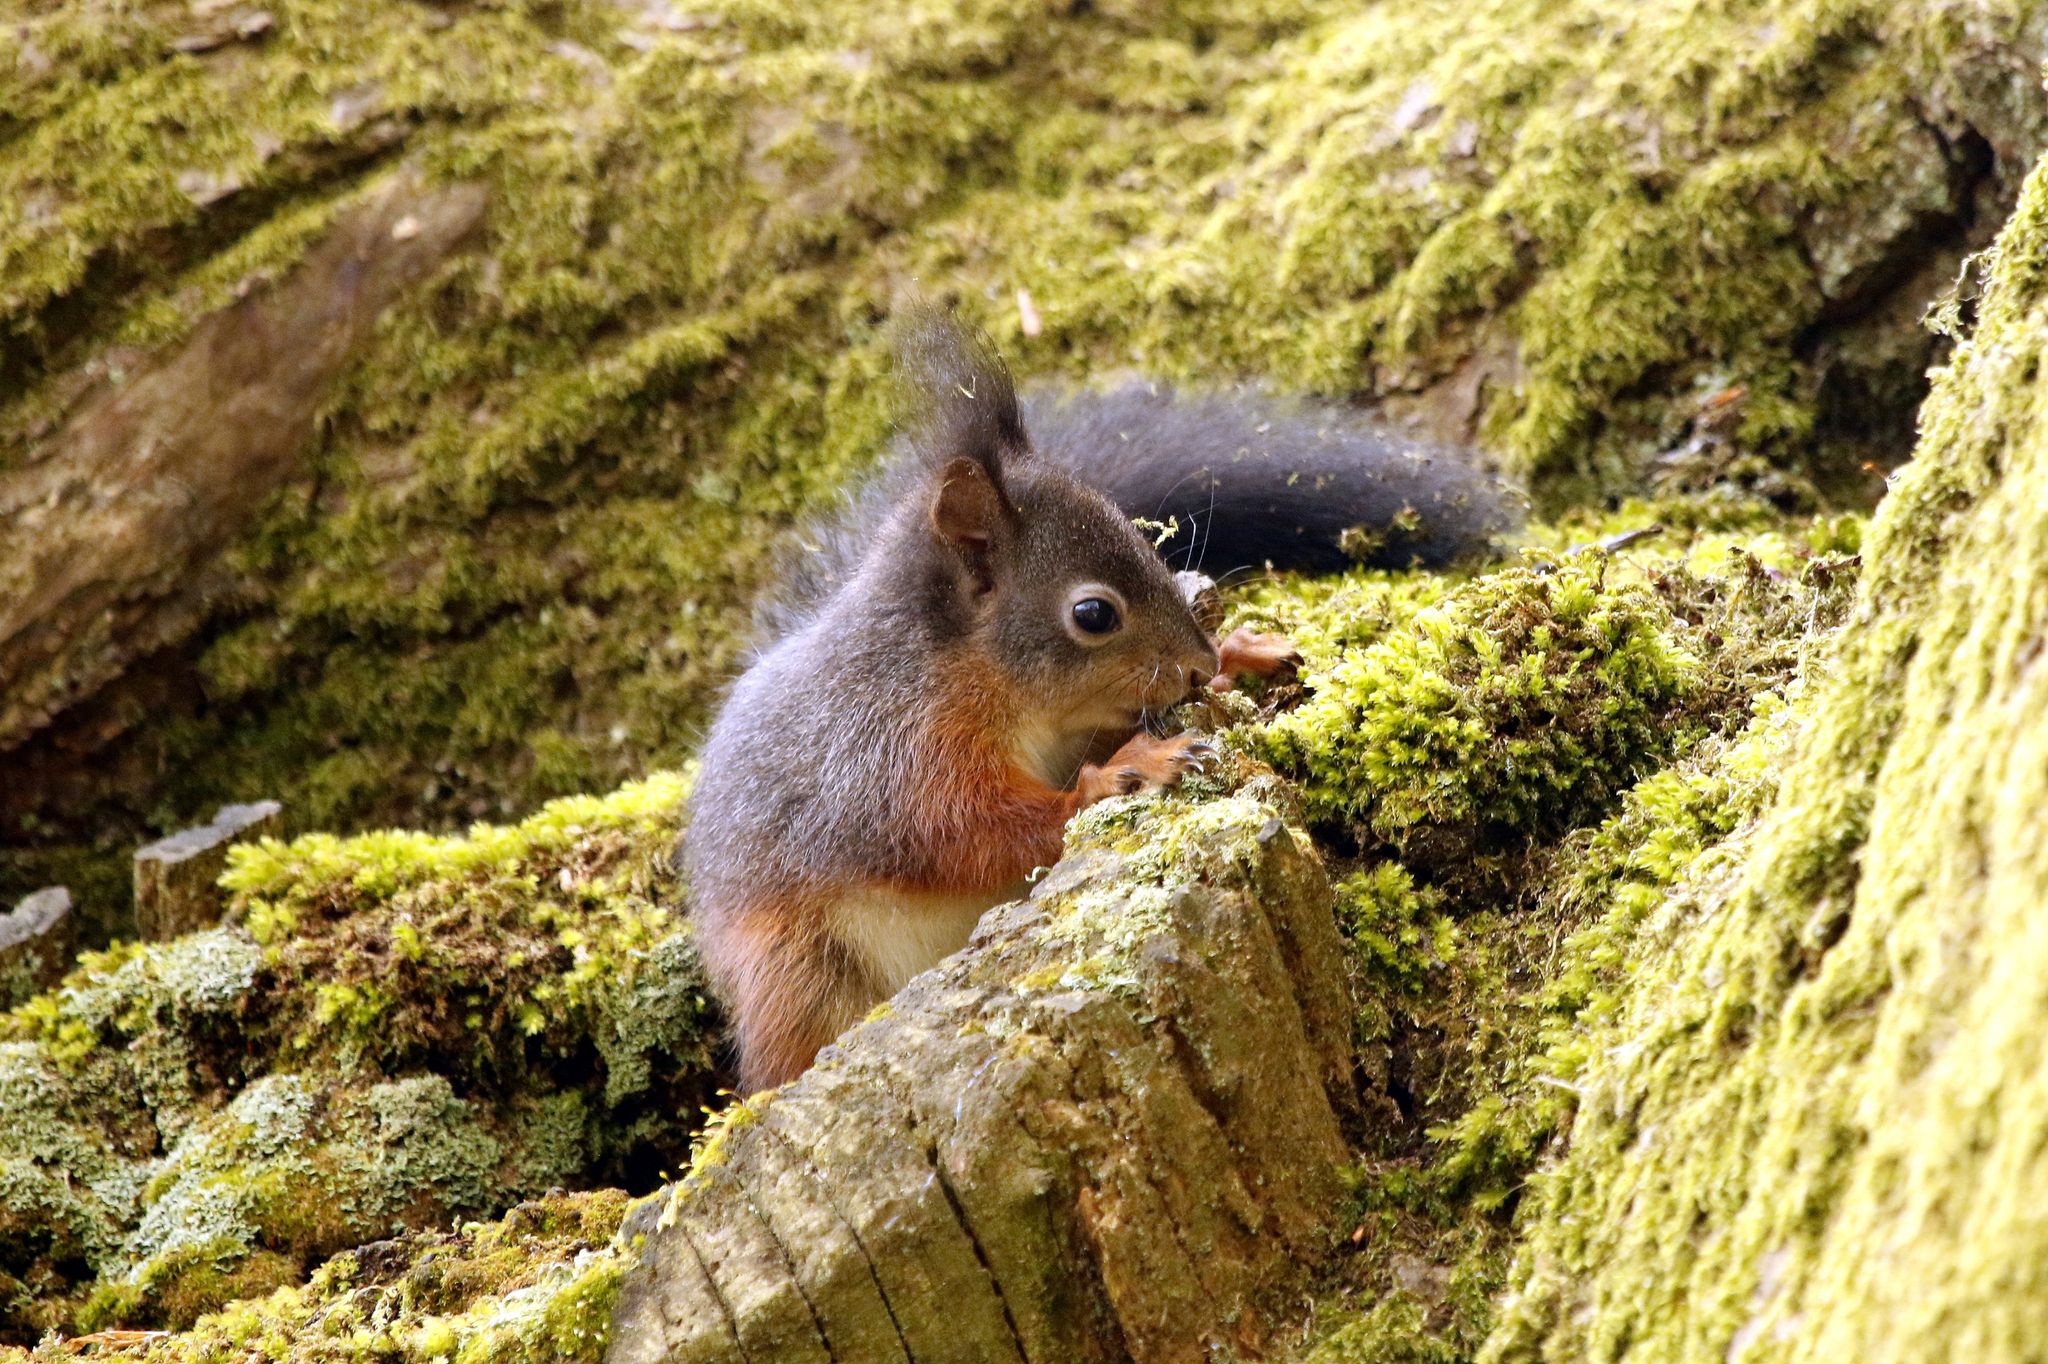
[682,306,1516,1092]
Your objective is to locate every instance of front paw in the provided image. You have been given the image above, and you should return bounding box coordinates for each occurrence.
[1212,626,1300,689]
[1103,731,1216,795]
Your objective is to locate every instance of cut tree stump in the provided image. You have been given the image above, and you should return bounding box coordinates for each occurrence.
[0,885,75,1006]
[608,790,1357,1364]
[134,800,282,941]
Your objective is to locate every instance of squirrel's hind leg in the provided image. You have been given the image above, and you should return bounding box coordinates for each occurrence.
[702,901,871,1093]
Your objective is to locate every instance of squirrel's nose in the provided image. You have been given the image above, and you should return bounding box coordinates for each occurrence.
[1186,670,1212,692]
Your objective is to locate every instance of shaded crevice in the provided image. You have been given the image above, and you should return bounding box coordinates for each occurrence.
[758,1121,917,1364]
[869,1060,1030,1364]
[1246,836,1358,1114]
[678,1218,755,1364]
[918,1146,1029,1364]
[1156,1006,1235,1136]
[1155,1008,1269,1240]
[729,1173,837,1361]
[1784,112,2013,494]
[855,1013,1130,1364]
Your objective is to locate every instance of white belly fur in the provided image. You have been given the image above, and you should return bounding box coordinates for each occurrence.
[827,885,1009,998]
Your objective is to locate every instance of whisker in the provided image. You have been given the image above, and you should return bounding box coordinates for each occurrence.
[1193,479,1219,575]
[1171,506,1199,569]
[1148,467,1206,520]
[1212,563,1273,589]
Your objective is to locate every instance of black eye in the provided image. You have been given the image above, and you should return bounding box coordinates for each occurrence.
[1071,597,1121,636]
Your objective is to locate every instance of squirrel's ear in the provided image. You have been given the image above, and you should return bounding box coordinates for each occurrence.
[931,456,1010,594]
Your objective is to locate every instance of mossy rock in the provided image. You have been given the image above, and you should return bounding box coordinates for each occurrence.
[0,778,717,1341]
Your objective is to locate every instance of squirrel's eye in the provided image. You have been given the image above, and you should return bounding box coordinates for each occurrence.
[1071,597,1121,636]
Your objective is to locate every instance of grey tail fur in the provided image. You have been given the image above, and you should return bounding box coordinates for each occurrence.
[1023,381,1522,579]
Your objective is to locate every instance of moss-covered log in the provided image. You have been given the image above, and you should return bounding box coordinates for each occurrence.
[5,0,2045,924]
[1478,120,2048,1364]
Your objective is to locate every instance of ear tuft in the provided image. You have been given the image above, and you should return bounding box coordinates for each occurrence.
[893,301,1028,487]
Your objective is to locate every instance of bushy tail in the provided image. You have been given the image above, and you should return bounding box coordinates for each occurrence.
[1022,382,1521,577]
[757,314,1520,643]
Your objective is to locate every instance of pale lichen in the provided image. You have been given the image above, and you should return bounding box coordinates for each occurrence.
[95,1190,638,1364]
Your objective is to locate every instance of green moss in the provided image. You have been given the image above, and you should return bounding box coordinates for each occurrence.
[1299,1209,1509,1364]
[1255,541,1847,895]
[1228,569,1457,674]
[1304,1298,1460,1364]
[1281,684,1816,1364]
[1427,696,1802,1206]
[1267,506,1863,1363]
[1331,863,1451,1050]
[1261,557,1700,860]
